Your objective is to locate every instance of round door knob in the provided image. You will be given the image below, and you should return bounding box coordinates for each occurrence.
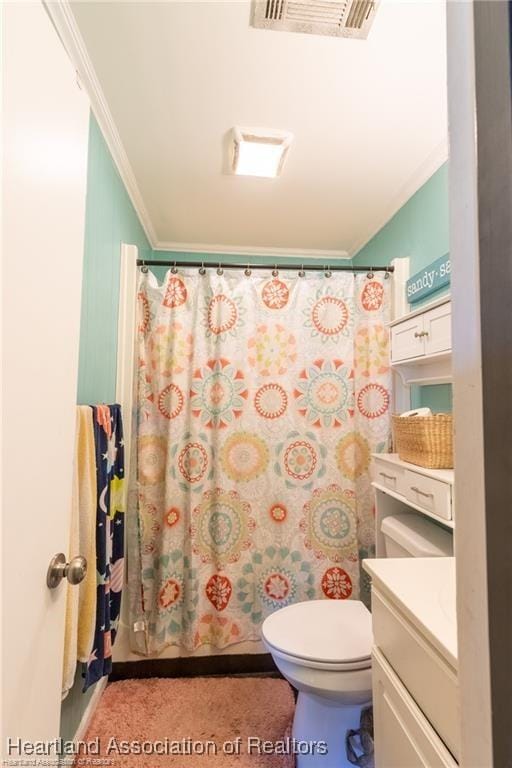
[47,553,88,589]
[66,555,87,585]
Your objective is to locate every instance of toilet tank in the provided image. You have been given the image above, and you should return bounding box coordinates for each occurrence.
[381,513,453,557]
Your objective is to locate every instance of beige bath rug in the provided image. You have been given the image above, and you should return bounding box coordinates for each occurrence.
[77,676,295,767]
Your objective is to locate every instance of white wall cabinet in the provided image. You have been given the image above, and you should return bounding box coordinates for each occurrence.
[390,314,425,362]
[371,455,454,554]
[391,299,452,364]
[404,468,452,521]
[423,302,452,357]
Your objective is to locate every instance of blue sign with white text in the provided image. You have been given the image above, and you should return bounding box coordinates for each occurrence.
[406,254,451,304]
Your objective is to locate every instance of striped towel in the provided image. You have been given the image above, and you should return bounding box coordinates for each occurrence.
[83,404,125,691]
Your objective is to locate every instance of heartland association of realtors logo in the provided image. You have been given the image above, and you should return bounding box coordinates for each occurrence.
[4,736,329,761]
[406,254,451,304]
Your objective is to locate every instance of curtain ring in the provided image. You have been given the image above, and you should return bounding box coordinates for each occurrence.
[171,261,178,274]
[367,267,374,279]
[141,260,148,274]
[245,263,252,277]
[298,265,305,278]
[384,268,391,280]
[325,265,332,278]
[217,262,224,276]
[272,263,279,278]
[199,262,206,276]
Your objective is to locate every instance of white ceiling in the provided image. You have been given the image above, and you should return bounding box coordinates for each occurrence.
[70,0,447,256]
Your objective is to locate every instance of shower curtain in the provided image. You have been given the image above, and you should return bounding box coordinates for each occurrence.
[128,267,391,653]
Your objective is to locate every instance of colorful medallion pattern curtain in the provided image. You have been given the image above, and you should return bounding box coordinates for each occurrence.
[84,404,125,689]
[128,269,390,653]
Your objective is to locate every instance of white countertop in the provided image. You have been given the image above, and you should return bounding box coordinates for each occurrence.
[363,557,457,669]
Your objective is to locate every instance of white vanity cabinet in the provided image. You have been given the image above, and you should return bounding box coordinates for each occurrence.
[372,650,457,768]
[363,558,459,768]
[390,298,451,364]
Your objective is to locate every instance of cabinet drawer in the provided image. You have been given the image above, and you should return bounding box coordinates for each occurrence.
[391,316,424,363]
[373,458,406,496]
[372,648,458,768]
[372,589,459,761]
[423,302,451,356]
[404,470,452,520]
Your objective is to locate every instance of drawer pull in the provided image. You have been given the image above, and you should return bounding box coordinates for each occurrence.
[410,486,434,498]
[379,472,396,481]
[414,331,429,338]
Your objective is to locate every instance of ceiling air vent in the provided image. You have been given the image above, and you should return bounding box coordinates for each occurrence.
[251,0,378,39]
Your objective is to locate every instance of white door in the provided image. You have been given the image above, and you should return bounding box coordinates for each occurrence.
[2,1,90,756]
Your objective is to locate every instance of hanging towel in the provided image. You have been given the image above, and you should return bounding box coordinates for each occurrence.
[77,407,98,662]
[62,406,97,698]
[83,404,125,691]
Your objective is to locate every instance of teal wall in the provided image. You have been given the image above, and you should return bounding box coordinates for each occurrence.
[353,163,452,413]
[352,163,449,281]
[77,159,451,410]
[411,383,453,412]
[77,131,449,411]
[65,129,451,741]
[65,117,355,740]
[77,115,152,405]
[61,113,152,740]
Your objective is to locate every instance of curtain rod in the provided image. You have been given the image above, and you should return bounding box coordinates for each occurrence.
[136,259,394,274]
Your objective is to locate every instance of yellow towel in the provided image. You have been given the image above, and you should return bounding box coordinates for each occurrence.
[62,406,97,698]
[76,406,97,662]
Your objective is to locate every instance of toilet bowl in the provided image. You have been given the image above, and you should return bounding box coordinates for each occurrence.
[262,599,372,768]
[262,513,453,767]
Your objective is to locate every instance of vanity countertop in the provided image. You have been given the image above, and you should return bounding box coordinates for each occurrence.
[363,557,457,669]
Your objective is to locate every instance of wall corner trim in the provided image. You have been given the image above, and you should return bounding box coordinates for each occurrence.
[349,138,449,259]
[154,242,351,259]
[44,1,158,247]
[116,243,138,495]
[72,677,107,743]
[390,256,410,321]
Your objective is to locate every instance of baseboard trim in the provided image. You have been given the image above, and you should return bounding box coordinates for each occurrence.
[110,653,279,681]
[73,677,108,743]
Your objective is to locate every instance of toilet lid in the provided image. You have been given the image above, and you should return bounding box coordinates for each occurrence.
[262,600,372,664]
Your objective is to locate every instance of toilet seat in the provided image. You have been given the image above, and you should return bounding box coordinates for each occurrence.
[262,599,372,670]
[265,642,372,672]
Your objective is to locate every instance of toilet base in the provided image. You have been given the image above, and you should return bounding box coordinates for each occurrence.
[292,691,371,768]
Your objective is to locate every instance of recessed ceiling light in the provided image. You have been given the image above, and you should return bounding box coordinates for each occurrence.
[232,127,293,178]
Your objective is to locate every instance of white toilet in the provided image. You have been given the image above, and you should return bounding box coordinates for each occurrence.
[262,512,453,767]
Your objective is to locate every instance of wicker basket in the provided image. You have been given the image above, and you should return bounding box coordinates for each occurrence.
[392,413,453,469]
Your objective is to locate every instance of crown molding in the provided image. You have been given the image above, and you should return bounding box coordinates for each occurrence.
[153,242,351,259]
[42,1,448,262]
[348,137,449,259]
[44,0,158,247]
